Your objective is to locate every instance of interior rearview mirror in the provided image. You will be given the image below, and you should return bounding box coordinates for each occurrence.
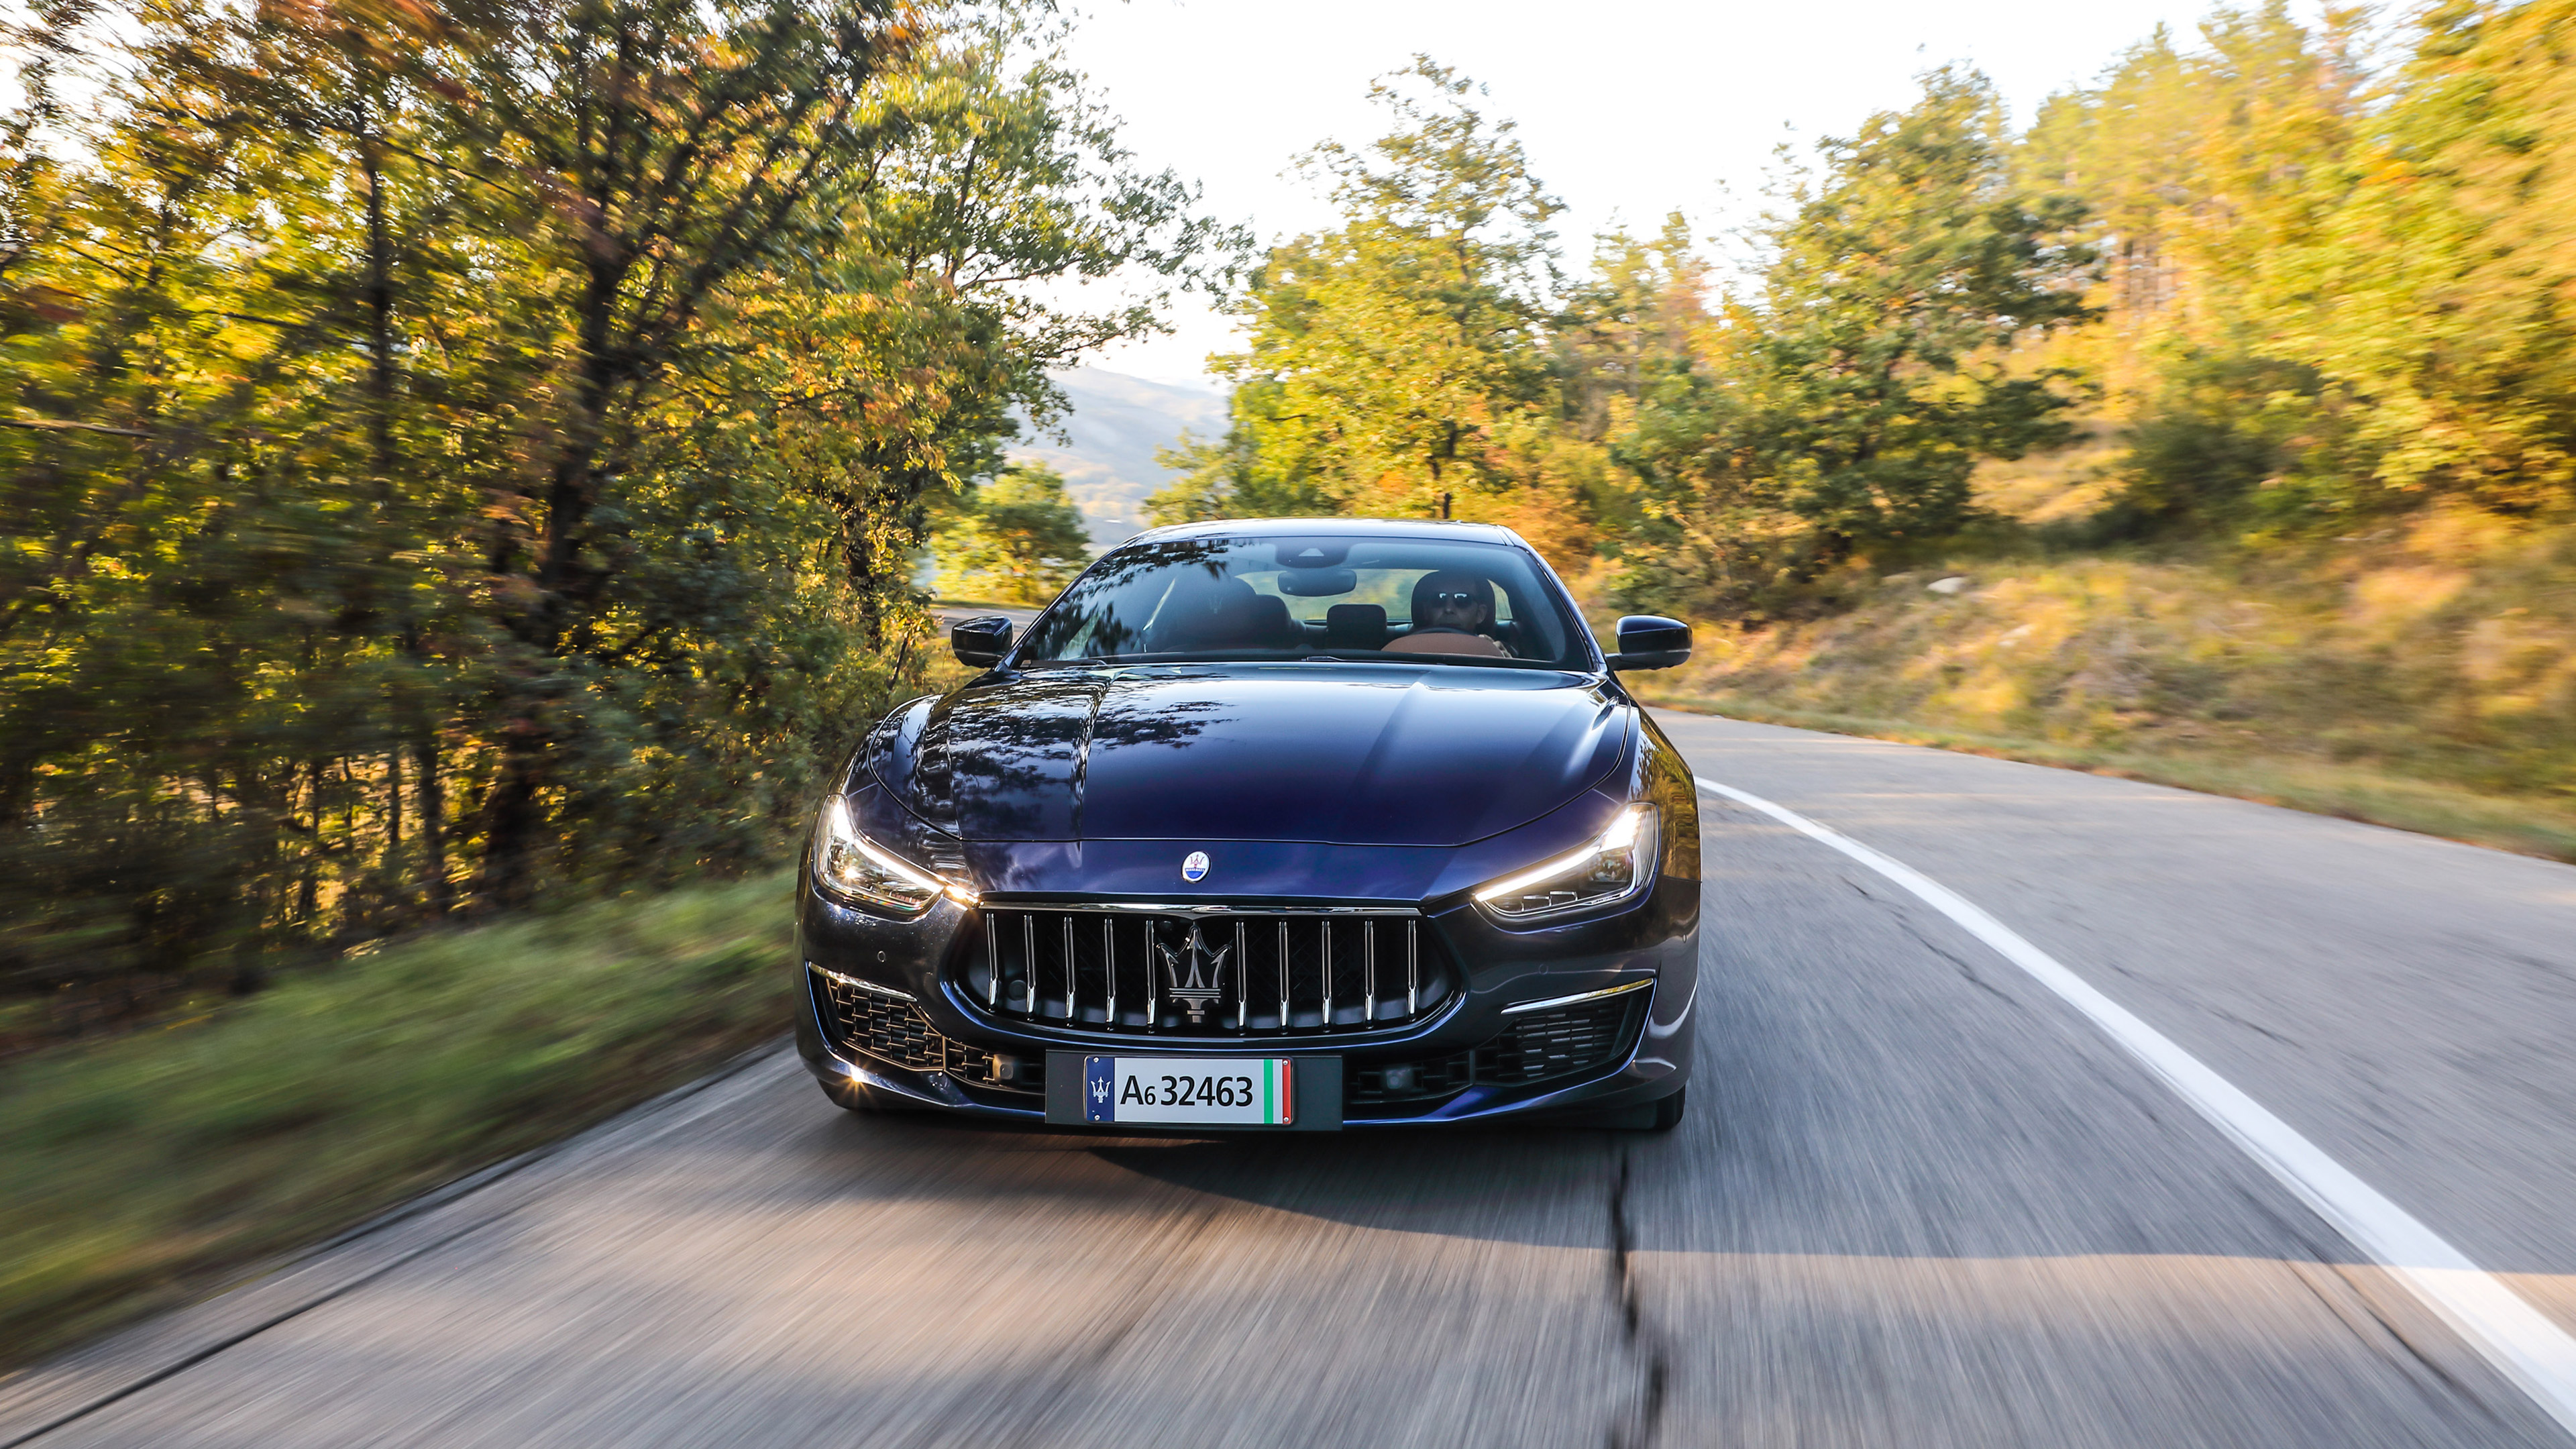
[950,616,1015,667]
[1276,566,1359,596]
[1607,615,1691,672]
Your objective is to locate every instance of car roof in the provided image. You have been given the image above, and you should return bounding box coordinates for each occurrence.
[1118,517,1529,548]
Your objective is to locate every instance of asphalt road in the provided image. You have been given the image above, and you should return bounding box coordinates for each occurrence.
[11,710,2576,1447]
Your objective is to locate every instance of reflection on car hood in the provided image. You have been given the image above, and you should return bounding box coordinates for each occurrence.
[869,663,1631,847]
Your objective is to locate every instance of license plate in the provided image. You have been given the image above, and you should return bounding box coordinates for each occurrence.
[1084,1057,1294,1126]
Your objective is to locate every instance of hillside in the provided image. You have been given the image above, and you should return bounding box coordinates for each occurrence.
[1009,368,1227,546]
[1626,506,2576,863]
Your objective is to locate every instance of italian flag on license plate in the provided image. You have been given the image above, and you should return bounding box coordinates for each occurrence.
[1085,1056,1293,1126]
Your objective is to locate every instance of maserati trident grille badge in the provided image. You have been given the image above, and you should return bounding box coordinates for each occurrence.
[1150,924,1230,1024]
[1181,849,1210,882]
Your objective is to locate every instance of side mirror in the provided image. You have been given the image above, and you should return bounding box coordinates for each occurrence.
[950,616,1015,667]
[1607,615,1690,672]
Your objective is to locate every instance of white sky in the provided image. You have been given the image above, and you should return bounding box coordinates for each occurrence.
[1055,0,2320,388]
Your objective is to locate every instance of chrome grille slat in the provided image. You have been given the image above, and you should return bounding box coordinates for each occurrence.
[1023,917,1040,1015]
[1322,923,1333,1027]
[1407,920,1419,1015]
[1364,920,1376,1023]
[969,906,1454,1039]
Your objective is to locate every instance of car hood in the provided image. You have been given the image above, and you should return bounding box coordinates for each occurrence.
[867,663,1631,847]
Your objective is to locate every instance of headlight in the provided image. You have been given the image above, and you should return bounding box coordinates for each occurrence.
[1472,804,1658,923]
[811,797,977,915]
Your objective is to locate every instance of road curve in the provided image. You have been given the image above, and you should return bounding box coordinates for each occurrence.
[9,709,2576,1448]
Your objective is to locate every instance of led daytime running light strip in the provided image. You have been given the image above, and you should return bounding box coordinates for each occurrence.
[1471,805,1648,904]
[827,798,980,904]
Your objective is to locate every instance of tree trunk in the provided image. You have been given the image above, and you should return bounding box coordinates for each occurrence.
[475,754,542,910]
[412,727,450,918]
[360,97,395,494]
[384,743,403,861]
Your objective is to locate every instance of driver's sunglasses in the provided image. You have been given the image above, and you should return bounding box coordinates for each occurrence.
[1429,591,1480,607]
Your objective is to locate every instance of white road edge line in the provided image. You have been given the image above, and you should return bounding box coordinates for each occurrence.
[1694,773,2576,1437]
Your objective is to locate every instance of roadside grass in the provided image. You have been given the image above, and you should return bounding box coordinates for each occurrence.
[1623,513,2576,864]
[0,872,797,1369]
[1640,691,2576,863]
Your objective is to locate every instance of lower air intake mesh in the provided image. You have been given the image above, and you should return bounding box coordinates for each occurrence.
[809,967,1042,1095]
[1349,990,1647,1107]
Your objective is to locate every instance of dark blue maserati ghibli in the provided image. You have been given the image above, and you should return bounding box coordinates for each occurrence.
[792,519,1701,1131]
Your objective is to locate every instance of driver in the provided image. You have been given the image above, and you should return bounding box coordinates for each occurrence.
[1385,570,1511,657]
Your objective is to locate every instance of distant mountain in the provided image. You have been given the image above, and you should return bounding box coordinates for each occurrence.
[1008,368,1228,547]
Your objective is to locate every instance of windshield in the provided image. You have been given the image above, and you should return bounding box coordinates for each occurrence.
[1018,535,1591,669]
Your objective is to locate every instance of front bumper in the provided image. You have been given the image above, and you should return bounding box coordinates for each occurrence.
[792,873,1699,1130]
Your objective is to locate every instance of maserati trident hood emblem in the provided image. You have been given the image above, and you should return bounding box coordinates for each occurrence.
[1181,850,1210,882]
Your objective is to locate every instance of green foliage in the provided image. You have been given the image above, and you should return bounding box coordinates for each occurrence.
[1614,1,2576,612]
[1141,394,1343,526]
[2286,0,2576,509]
[2113,355,2337,531]
[0,0,1229,1014]
[1610,70,2096,615]
[930,462,1092,604]
[1740,67,2098,555]
[1201,58,1569,525]
[1167,60,2094,600]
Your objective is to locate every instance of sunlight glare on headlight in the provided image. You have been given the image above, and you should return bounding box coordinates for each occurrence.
[814,797,977,914]
[1472,804,1655,921]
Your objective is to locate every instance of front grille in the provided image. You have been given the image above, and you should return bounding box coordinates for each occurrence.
[962,907,1455,1038]
[809,967,1042,1095]
[1349,991,1646,1108]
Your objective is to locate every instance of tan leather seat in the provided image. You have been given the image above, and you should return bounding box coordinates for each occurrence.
[1384,630,1505,657]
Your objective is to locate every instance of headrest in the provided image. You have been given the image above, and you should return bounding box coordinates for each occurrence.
[1324,603,1388,649]
[1410,570,1495,621]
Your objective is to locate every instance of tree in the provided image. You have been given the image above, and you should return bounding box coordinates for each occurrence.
[1210,58,1563,521]
[1142,384,1341,526]
[2281,0,2576,510]
[930,463,1091,604]
[2017,3,2373,529]
[0,0,1229,1016]
[1743,66,2098,556]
